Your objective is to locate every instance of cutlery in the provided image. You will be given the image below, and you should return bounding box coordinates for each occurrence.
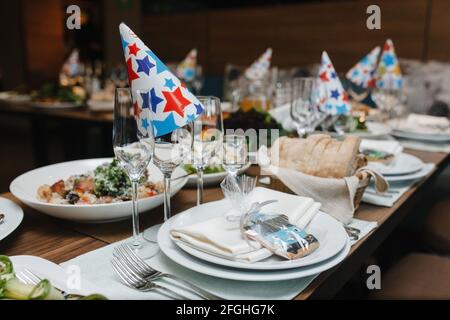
[364,190,394,198]
[111,258,189,300]
[0,213,4,224]
[16,268,84,299]
[344,226,360,241]
[114,243,222,300]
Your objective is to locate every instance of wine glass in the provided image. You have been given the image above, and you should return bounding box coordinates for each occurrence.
[113,88,155,255]
[142,122,192,242]
[192,96,224,205]
[290,77,317,137]
[222,135,248,178]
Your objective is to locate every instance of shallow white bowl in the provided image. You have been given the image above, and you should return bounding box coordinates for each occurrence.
[10,158,188,223]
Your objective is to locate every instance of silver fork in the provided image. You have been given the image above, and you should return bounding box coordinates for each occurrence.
[16,268,84,299]
[113,243,223,300]
[111,258,189,300]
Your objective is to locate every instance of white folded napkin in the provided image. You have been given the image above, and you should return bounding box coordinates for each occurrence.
[407,113,449,129]
[362,163,435,207]
[269,103,296,131]
[360,139,403,156]
[391,113,450,134]
[170,187,321,263]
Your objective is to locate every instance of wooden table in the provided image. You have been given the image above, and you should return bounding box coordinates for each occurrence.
[1,149,449,299]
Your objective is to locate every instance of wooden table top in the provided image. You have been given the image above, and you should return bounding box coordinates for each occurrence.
[1,148,449,299]
[0,100,113,123]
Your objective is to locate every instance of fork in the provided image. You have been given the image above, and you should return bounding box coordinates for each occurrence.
[111,258,189,300]
[113,243,223,300]
[16,268,84,299]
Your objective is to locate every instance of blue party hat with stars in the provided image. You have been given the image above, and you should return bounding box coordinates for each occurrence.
[317,51,351,115]
[119,23,205,137]
[346,46,380,88]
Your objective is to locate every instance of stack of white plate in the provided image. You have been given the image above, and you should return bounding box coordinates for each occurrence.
[157,200,350,282]
[366,152,429,183]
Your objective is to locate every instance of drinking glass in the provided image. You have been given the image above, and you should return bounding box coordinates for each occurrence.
[113,88,154,254]
[290,77,318,137]
[192,96,224,205]
[142,123,192,242]
[222,135,248,177]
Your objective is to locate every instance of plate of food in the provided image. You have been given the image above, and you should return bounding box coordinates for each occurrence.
[30,84,84,109]
[389,114,450,142]
[0,197,24,242]
[9,158,188,223]
[2,255,107,300]
[183,163,251,187]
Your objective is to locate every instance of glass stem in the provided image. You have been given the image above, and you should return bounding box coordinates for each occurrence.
[131,180,141,248]
[163,172,172,222]
[196,168,204,206]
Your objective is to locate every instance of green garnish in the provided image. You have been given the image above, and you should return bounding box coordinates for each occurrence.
[93,159,146,198]
[183,164,225,175]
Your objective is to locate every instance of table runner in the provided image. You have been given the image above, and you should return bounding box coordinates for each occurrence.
[60,219,375,300]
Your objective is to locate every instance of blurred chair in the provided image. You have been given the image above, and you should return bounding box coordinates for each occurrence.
[370,253,450,300]
[424,199,450,254]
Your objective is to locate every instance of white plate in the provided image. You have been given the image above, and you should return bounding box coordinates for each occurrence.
[384,163,435,183]
[30,101,82,109]
[185,163,251,187]
[158,202,351,281]
[0,197,24,241]
[391,129,450,142]
[351,122,392,138]
[366,153,424,176]
[168,200,347,270]
[10,158,188,223]
[10,255,105,297]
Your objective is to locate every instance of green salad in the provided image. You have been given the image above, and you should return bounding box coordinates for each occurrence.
[0,256,107,300]
[183,164,225,175]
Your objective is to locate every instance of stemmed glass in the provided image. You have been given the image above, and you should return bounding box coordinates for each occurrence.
[142,124,192,242]
[192,96,224,205]
[290,77,317,137]
[113,88,155,254]
[222,135,248,178]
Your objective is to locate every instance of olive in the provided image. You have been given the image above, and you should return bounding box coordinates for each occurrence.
[66,192,80,204]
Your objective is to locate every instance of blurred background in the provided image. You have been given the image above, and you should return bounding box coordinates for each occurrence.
[1,0,450,193]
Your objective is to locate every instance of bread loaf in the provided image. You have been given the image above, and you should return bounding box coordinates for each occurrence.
[270,134,365,178]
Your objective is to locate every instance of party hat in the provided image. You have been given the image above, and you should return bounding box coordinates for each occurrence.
[119,23,204,137]
[244,48,272,80]
[317,51,351,115]
[176,48,197,82]
[346,46,380,88]
[375,39,403,90]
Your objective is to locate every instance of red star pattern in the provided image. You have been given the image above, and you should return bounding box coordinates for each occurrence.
[133,101,140,118]
[367,78,376,88]
[128,43,140,56]
[342,92,349,102]
[320,71,329,82]
[162,87,191,117]
[384,42,391,51]
[126,58,139,82]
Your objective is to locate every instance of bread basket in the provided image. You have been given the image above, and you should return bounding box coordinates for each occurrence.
[262,170,371,210]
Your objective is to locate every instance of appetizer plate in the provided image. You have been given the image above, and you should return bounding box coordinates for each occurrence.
[30,101,82,109]
[166,200,347,270]
[391,129,450,142]
[351,122,392,139]
[366,153,424,176]
[10,255,105,297]
[185,163,251,187]
[10,158,188,223]
[0,197,24,241]
[383,163,435,183]
[159,212,350,281]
